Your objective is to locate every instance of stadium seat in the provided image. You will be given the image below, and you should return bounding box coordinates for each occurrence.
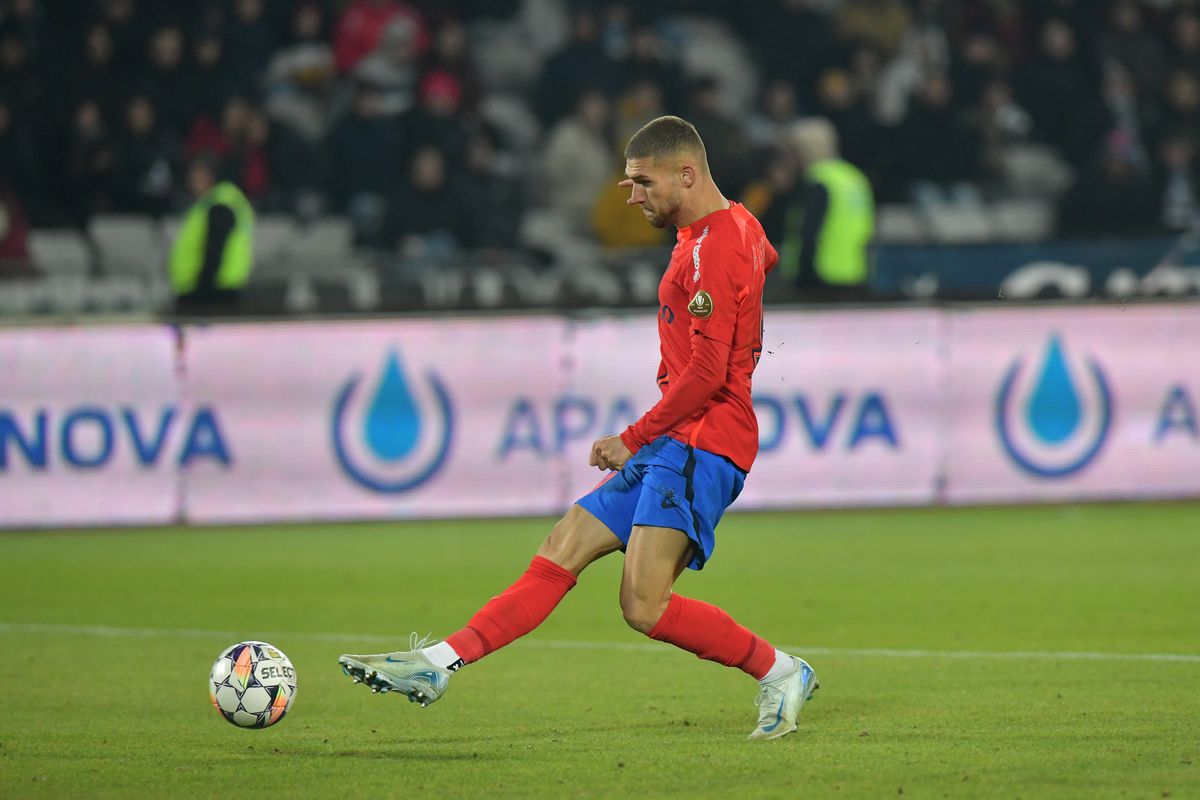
[925,204,994,244]
[990,199,1055,242]
[875,205,927,244]
[288,216,356,274]
[28,229,93,277]
[250,214,301,279]
[89,214,166,278]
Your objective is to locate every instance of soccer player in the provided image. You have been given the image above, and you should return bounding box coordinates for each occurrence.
[339,116,818,740]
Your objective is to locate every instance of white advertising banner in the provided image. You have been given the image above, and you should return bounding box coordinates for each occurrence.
[182,318,568,523]
[744,309,943,508]
[943,305,1200,503]
[3,304,1198,529]
[0,325,180,527]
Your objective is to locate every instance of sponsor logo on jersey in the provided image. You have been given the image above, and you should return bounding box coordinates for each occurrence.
[691,225,709,283]
[995,334,1112,478]
[331,348,454,493]
[688,290,714,318]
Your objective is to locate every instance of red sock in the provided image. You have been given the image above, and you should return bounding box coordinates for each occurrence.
[444,556,577,664]
[647,594,776,680]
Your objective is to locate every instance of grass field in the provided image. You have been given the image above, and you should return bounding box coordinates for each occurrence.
[1,503,1198,799]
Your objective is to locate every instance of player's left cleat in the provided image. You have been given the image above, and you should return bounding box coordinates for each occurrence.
[338,634,452,708]
[747,656,818,740]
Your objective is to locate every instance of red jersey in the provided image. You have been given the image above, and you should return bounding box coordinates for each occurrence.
[619,202,777,472]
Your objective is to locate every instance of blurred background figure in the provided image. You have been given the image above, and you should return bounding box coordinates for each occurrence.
[0,0,1195,315]
[774,118,875,300]
[168,158,254,314]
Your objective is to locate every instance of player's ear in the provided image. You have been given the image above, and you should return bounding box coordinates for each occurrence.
[679,163,696,189]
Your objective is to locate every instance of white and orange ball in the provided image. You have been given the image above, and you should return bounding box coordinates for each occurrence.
[209,641,297,728]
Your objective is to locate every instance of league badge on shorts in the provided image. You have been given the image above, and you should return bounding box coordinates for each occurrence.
[688,290,713,318]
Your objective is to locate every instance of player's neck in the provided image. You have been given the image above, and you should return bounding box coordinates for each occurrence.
[675,182,730,230]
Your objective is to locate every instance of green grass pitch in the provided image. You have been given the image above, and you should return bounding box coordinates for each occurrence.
[1,503,1198,799]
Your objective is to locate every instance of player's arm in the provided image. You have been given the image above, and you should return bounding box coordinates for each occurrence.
[619,268,740,455]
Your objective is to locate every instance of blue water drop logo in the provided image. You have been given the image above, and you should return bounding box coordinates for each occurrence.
[1025,336,1081,444]
[331,347,455,494]
[994,334,1113,479]
[364,350,421,460]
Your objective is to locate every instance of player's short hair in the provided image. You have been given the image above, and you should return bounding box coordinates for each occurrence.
[624,115,708,170]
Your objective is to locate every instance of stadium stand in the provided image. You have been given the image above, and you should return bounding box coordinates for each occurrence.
[1,0,1198,312]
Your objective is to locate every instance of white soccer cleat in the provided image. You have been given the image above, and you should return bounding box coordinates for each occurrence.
[338,634,452,707]
[747,656,818,740]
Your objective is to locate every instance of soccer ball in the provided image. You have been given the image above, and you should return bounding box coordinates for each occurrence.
[208,641,297,729]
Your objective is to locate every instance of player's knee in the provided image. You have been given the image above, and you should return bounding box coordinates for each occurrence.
[620,588,666,635]
[535,510,599,575]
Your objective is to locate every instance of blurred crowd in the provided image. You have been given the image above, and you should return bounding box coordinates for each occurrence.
[2,0,1200,277]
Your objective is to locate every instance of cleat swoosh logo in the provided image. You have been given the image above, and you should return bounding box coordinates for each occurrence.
[761,696,786,733]
[384,656,414,664]
[412,670,442,687]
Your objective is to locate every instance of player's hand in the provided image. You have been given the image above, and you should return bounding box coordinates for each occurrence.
[589,435,632,472]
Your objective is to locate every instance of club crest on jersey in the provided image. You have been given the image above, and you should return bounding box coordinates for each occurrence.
[688,290,714,318]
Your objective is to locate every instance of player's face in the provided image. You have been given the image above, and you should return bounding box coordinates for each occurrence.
[620,157,681,229]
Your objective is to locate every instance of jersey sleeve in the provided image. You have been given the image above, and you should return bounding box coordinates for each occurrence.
[619,242,747,454]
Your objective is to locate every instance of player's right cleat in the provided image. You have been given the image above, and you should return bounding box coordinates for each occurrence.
[338,634,452,707]
[747,656,818,741]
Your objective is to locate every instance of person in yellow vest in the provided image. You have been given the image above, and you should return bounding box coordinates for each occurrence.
[168,157,255,314]
[776,117,874,299]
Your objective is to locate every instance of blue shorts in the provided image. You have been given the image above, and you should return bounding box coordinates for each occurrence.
[575,436,746,571]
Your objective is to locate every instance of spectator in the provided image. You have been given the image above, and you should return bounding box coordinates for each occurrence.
[1167,10,1200,76]
[112,94,175,215]
[168,157,255,314]
[141,25,191,134]
[1057,136,1159,238]
[225,0,276,88]
[1155,131,1199,233]
[333,0,426,74]
[752,0,836,109]
[776,117,874,297]
[0,30,41,119]
[65,99,117,224]
[1017,18,1101,167]
[354,14,422,115]
[1096,0,1166,103]
[535,7,618,125]
[264,2,336,143]
[326,81,397,244]
[973,78,1033,191]
[685,76,753,198]
[99,0,149,77]
[0,185,33,278]
[835,0,913,59]
[951,32,1003,110]
[227,106,272,203]
[186,32,236,123]
[746,79,804,149]
[452,129,523,250]
[390,145,458,263]
[0,97,44,222]
[543,89,614,236]
[894,73,983,204]
[186,94,251,161]
[395,70,471,167]
[612,77,665,148]
[618,23,684,112]
[813,68,877,179]
[1097,62,1151,173]
[422,20,481,112]
[73,23,123,112]
[1162,70,1200,144]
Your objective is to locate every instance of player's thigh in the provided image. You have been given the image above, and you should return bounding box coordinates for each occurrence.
[619,525,693,632]
[536,504,624,576]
